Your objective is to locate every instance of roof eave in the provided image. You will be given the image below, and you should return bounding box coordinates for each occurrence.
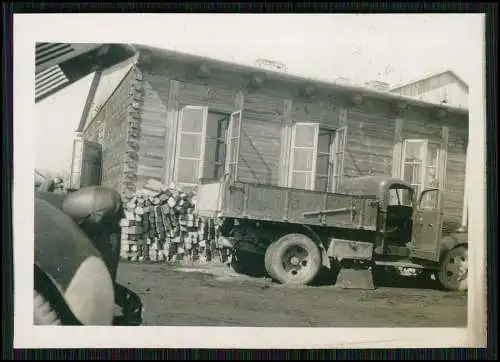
[134,44,468,117]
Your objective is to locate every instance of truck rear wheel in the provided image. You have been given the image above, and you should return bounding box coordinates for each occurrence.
[438,245,468,291]
[266,233,322,286]
[264,241,279,280]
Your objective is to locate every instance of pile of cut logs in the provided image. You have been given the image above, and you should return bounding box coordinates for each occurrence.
[120,179,224,263]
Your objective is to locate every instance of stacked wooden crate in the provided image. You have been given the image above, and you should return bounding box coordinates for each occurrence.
[120,179,220,263]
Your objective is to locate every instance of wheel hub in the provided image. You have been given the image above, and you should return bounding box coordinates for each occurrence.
[446,252,468,283]
[283,246,309,276]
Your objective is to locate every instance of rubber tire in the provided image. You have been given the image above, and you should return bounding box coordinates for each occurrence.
[267,233,322,286]
[438,245,468,292]
[264,241,280,280]
[231,253,249,275]
[34,290,62,325]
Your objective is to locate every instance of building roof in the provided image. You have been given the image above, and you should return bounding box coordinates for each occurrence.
[35,43,136,103]
[388,69,469,92]
[132,44,468,117]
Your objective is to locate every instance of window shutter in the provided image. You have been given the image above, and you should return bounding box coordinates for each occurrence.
[288,122,319,190]
[332,126,347,192]
[70,137,102,190]
[438,126,449,189]
[401,139,427,196]
[200,113,220,182]
[174,106,208,185]
[391,118,404,178]
[225,111,242,180]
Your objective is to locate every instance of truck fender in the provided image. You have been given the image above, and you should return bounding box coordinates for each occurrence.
[296,225,331,269]
[439,232,468,262]
[35,198,115,325]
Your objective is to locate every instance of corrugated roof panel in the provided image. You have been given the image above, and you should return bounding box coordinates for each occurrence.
[35,65,70,100]
[36,43,74,66]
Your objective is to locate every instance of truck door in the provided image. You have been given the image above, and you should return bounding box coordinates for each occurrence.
[409,188,442,262]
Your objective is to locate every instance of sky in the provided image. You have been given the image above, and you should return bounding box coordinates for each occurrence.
[29,13,484,175]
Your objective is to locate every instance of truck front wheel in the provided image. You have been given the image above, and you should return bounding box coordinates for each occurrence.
[265,233,322,286]
[438,245,468,292]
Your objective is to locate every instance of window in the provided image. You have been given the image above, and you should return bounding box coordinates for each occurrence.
[288,123,347,192]
[173,105,234,185]
[419,189,440,209]
[331,126,347,193]
[288,123,319,190]
[401,139,440,197]
[225,111,242,180]
[174,106,208,185]
[388,188,413,207]
[202,112,231,181]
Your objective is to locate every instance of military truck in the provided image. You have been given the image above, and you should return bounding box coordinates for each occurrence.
[195,175,468,291]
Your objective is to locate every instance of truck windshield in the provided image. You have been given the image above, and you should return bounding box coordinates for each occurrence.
[388,188,413,207]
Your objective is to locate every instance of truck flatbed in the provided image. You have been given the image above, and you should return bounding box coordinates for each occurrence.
[196,179,379,231]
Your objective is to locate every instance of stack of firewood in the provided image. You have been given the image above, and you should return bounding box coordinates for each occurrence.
[120,179,221,263]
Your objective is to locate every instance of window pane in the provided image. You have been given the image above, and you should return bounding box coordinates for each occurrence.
[316,154,329,175]
[294,124,315,148]
[420,190,439,209]
[427,143,439,167]
[181,108,204,133]
[315,177,328,192]
[318,132,331,153]
[389,188,413,206]
[177,159,199,184]
[293,148,314,171]
[425,167,439,187]
[404,163,422,184]
[405,141,425,161]
[290,172,311,190]
[179,133,202,158]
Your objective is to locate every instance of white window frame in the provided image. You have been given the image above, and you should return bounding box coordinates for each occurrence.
[288,122,319,191]
[331,125,347,193]
[315,129,334,193]
[173,105,208,186]
[224,110,243,180]
[287,123,347,193]
[400,138,440,196]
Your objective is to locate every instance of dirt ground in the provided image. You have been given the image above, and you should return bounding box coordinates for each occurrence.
[116,261,467,327]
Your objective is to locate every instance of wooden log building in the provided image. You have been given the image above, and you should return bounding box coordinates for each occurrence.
[72,44,469,226]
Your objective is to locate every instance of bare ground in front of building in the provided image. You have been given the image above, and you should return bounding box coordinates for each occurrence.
[117,261,467,327]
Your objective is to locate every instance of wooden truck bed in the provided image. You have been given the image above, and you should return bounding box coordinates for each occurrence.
[196,180,379,231]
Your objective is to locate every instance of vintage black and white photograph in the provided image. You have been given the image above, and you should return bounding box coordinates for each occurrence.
[14,12,487,348]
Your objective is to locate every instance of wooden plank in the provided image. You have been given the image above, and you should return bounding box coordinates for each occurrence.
[234,89,244,110]
[236,92,284,186]
[339,107,348,127]
[165,80,180,184]
[392,118,403,178]
[439,126,449,189]
[279,99,293,186]
[244,91,284,114]
[443,123,467,223]
[343,106,394,179]
[177,82,236,112]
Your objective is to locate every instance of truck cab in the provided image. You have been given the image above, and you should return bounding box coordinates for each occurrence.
[341,176,468,291]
